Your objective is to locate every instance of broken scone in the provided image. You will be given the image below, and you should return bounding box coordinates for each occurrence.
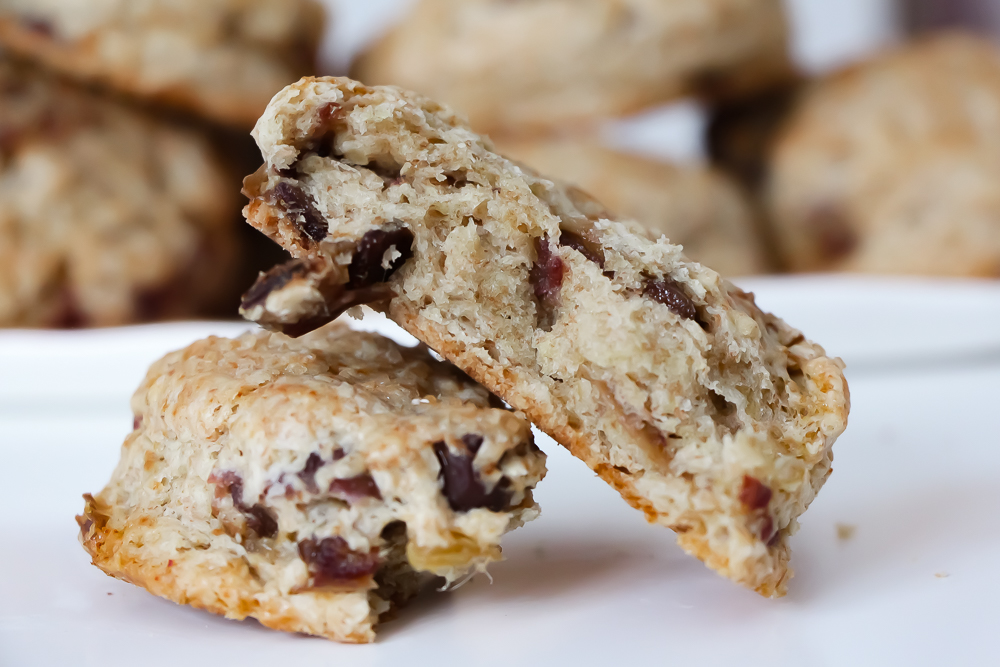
[240,78,850,597]
[77,324,545,643]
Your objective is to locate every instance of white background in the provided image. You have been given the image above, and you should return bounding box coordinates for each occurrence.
[3,278,1000,666]
[3,4,999,665]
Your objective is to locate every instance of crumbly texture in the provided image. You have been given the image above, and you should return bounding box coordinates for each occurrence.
[496,139,771,276]
[766,33,1000,276]
[0,0,324,128]
[0,59,238,328]
[78,324,546,643]
[351,0,792,135]
[239,78,849,597]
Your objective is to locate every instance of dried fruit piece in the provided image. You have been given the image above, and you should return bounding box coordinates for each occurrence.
[739,475,773,510]
[211,470,245,506]
[298,536,380,588]
[245,504,278,538]
[329,474,382,502]
[461,434,484,453]
[644,278,699,321]
[297,452,324,493]
[209,471,278,538]
[433,439,511,512]
[317,101,341,125]
[240,259,314,312]
[270,182,328,242]
[529,237,565,330]
[347,227,414,288]
[559,230,605,267]
[240,257,393,338]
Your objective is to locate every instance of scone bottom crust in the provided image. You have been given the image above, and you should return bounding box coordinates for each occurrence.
[77,327,545,642]
[239,77,850,598]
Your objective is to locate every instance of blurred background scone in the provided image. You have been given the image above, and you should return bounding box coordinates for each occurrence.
[765,33,1000,276]
[0,0,325,128]
[0,60,239,327]
[497,138,772,275]
[4,0,999,333]
[352,0,792,135]
[0,0,328,329]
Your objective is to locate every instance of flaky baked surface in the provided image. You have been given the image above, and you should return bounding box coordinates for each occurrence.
[0,0,324,127]
[78,323,545,643]
[352,0,791,134]
[768,33,1000,276]
[240,78,849,597]
[495,138,771,276]
[0,59,238,327]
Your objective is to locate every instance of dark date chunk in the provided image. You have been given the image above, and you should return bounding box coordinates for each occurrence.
[529,238,565,304]
[240,258,395,338]
[433,437,511,513]
[209,470,278,538]
[317,102,341,125]
[240,259,312,312]
[347,227,414,288]
[270,182,328,243]
[559,230,605,268]
[211,470,245,507]
[461,434,484,454]
[298,536,380,587]
[529,237,565,330]
[366,161,404,187]
[739,475,772,510]
[329,474,382,502]
[297,452,325,493]
[644,278,698,321]
[245,504,278,538]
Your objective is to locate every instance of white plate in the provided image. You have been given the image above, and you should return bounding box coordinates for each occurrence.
[1,277,998,666]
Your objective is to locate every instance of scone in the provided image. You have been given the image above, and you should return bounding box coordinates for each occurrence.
[352,0,792,134]
[77,324,546,643]
[766,33,1000,276]
[0,59,238,328]
[239,78,850,597]
[496,139,771,275]
[0,0,324,128]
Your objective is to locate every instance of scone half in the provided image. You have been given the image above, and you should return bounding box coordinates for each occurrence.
[239,78,850,597]
[78,324,546,643]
